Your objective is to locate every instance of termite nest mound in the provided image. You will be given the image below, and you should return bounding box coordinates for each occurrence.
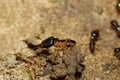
[16,37,85,80]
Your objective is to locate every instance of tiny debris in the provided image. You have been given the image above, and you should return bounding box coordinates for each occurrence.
[41,67,51,77]
[28,63,35,80]
[16,53,35,64]
[94,5,103,15]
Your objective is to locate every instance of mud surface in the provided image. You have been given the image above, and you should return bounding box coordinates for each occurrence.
[0,0,120,80]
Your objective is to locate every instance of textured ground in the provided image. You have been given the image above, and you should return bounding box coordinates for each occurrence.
[0,0,120,80]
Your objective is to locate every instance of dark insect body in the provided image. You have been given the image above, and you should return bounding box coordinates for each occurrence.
[117,0,120,12]
[39,36,56,48]
[89,29,100,53]
[111,20,120,37]
[114,48,120,58]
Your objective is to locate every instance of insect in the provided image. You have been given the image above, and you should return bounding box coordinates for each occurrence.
[89,29,100,53]
[39,36,56,48]
[16,53,36,80]
[114,48,120,58]
[25,36,76,49]
[117,0,120,12]
[39,36,76,49]
[16,53,35,64]
[111,20,120,37]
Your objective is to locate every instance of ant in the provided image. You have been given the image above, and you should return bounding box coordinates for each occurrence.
[114,48,120,58]
[111,20,120,37]
[106,47,120,73]
[39,36,76,49]
[25,36,76,49]
[89,29,100,53]
[117,0,120,12]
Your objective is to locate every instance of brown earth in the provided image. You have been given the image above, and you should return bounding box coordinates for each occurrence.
[0,0,120,80]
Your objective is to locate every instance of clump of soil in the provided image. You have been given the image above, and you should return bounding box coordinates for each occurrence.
[16,40,85,80]
[46,47,85,80]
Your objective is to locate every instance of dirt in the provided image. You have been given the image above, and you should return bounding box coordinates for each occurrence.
[0,0,120,80]
[21,38,84,80]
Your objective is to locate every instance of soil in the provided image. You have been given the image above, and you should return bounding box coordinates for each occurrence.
[0,0,120,80]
